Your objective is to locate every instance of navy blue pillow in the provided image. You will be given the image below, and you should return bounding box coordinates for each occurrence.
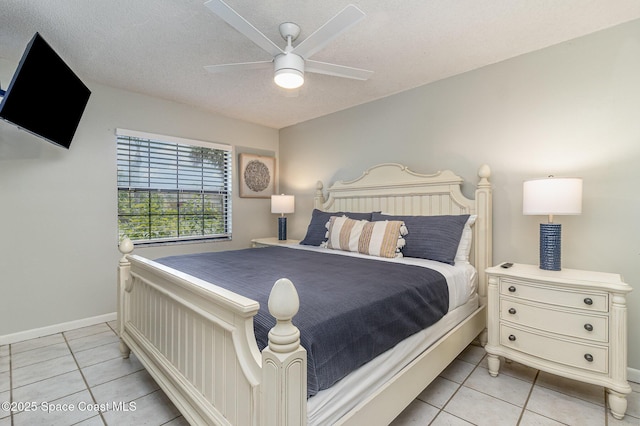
[371,213,470,265]
[300,209,373,246]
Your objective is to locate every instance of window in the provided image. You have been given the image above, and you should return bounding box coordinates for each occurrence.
[117,129,232,245]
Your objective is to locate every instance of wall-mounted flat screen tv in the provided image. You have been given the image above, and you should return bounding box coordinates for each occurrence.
[0,32,91,149]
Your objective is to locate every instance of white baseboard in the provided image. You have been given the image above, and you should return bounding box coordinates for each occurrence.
[0,312,117,346]
[628,367,640,385]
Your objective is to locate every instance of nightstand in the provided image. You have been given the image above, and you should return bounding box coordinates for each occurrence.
[251,237,301,248]
[485,263,632,419]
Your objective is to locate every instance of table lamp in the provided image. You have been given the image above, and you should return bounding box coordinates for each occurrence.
[271,194,295,240]
[523,176,582,271]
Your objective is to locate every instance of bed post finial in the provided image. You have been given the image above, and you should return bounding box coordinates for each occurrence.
[118,237,134,263]
[475,164,492,310]
[478,164,491,187]
[262,278,307,425]
[267,278,301,352]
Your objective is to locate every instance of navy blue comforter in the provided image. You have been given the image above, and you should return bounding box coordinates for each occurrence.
[156,246,449,397]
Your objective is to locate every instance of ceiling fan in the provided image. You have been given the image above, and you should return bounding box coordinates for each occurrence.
[203,0,373,90]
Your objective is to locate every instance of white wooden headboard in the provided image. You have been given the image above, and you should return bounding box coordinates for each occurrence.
[313,163,493,302]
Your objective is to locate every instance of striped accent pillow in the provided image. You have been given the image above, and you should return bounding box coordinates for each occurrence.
[325,216,407,258]
[325,216,367,252]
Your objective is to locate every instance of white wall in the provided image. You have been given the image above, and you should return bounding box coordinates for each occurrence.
[0,69,279,337]
[279,20,640,369]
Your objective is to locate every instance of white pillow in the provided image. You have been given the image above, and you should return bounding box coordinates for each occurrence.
[455,214,477,264]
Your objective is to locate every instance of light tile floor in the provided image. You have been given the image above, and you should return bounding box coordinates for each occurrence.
[1,322,639,425]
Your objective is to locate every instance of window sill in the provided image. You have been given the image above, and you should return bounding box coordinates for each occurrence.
[124,236,232,248]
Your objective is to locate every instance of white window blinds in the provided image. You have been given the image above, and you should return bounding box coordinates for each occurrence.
[117,129,232,244]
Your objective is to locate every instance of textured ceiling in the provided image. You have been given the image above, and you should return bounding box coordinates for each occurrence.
[1,0,639,129]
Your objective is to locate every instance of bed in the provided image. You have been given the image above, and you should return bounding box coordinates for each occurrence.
[117,163,493,425]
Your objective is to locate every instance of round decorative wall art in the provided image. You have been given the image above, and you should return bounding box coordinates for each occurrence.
[244,159,271,192]
[239,153,276,198]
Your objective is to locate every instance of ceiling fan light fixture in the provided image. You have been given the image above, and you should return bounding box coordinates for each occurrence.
[274,53,304,89]
[274,68,304,89]
[204,1,373,90]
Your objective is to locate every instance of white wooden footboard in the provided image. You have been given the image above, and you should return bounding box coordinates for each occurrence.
[117,242,306,425]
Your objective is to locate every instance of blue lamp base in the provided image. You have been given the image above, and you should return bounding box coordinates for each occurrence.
[540,223,561,271]
[278,216,287,241]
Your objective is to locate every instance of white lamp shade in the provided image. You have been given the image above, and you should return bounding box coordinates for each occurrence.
[523,177,582,215]
[271,194,295,214]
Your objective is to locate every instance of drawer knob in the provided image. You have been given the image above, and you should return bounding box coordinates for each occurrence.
[508,308,517,315]
[584,297,593,306]
[584,353,594,362]
[584,323,593,332]
[508,334,517,341]
[508,286,516,293]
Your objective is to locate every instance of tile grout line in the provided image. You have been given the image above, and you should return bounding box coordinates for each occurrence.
[64,321,173,425]
[603,387,609,426]
[8,325,117,391]
[474,356,611,425]
[9,333,71,357]
[102,320,185,425]
[447,354,570,426]
[515,369,539,425]
[11,351,72,372]
[441,362,479,425]
[463,358,529,410]
[8,342,100,420]
[9,344,13,426]
[4,326,174,426]
[105,321,117,335]
[426,375,464,425]
[63,327,108,426]
[532,374,611,424]
[428,355,485,425]
[523,371,578,426]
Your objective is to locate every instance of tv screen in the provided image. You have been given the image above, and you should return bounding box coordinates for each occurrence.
[0,32,91,149]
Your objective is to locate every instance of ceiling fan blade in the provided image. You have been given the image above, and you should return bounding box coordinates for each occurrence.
[292,4,365,60]
[204,0,283,57]
[305,60,373,80]
[204,61,272,73]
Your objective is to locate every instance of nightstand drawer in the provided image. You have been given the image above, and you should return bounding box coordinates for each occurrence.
[500,299,608,342]
[500,279,608,312]
[500,324,608,374]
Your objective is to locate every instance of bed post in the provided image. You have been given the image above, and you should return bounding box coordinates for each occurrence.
[117,237,134,358]
[314,180,325,209]
[262,278,307,426]
[475,165,492,345]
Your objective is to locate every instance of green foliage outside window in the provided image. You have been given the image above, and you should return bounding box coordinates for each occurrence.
[117,191,226,241]
[117,133,231,244]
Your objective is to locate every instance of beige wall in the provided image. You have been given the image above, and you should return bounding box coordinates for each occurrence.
[0,71,279,336]
[279,20,640,369]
